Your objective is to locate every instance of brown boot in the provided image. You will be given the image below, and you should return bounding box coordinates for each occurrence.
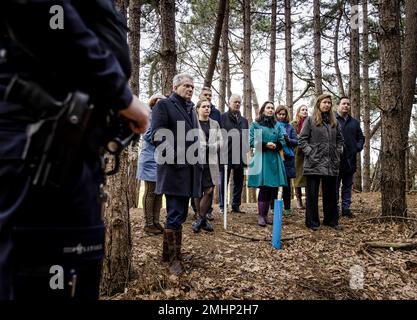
[175,226,183,261]
[144,225,163,235]
[153,194,164,232]
[165,229,184,275]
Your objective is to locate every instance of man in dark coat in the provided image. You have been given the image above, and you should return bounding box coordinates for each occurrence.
[336,97,365,218]
[199,87,222,125]
[219,94,249,214]
[0,1,148,299]
[151,73,201,275]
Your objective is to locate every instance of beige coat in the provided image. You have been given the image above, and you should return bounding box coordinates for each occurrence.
[197,118,223,186]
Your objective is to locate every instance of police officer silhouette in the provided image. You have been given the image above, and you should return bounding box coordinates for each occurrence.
[0,0,148,299]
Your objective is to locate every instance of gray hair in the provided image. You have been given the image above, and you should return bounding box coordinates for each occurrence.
[229,94,242,104]
[172,73,194,87]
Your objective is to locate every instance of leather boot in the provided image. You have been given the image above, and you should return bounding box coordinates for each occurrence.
[153,194,164,232]
[296,187,305,209]
[192,216,205,233]
[258,201,268,227]
[165,229,184,275]
[175,227,183,261]
[202,219,214,232]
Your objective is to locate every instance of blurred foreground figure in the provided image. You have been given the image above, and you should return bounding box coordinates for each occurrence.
[0,0,148,299]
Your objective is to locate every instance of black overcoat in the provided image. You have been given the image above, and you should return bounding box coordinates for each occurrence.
[336,114,365,174]
[151,93,201,197]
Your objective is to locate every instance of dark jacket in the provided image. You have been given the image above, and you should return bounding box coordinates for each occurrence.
[280,122,298,179]
[151,93,201,197]
[336,113,365,174]
[220,111,249,169]
[299,116,344,177]
[209,104,222,126]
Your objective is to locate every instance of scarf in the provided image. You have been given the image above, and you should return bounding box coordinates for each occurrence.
[258,115,276,128]
[297,117,305,134]
[322,112,330,124]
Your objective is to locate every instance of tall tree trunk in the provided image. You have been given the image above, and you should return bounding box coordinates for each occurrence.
[147,58,158,97]
[251,80,260,116]
[243,0,252,122]
[127,1,141,210]
[204,0,227,88]
[219,0,230,113]
[313,0,323,96]
[160,0,177,96]
[285,0,294,119]
[350,0,362,191]
[402,0,417,150]
[334,0,346,97]
[269,0,277,102]
[379,0,406,217]
[362,0,371,192]
[128,0,141,96]
[101,151,132,296]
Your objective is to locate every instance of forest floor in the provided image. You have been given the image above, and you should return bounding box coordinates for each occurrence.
[105,193,417,300]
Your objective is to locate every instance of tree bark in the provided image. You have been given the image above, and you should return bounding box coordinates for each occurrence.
[350,0,362,191]
[285,0,294,119]
[101,152,132,296]
[219,0,230,113]
[269,0,277,102]
[160,0,177,96]
[379,0,406,217]
[334,0,346,97]
[243,0,252,122]
[313,0,323,96]
[362,0,371,192]
[204,0,227,88]
[128,0,141,96]
[402,0,417,154]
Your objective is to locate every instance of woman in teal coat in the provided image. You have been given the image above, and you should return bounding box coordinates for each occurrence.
[248,101,287,227]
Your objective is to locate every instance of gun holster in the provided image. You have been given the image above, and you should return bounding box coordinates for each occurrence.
[4,76,94,187]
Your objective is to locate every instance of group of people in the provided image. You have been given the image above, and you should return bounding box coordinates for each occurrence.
[137,73,365,275]
[0,0,367,299]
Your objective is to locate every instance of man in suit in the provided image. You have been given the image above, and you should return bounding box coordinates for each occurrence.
[151,73,201,275]
[199,86,222,125]
[336,97,365,218]
[219,94,249,214]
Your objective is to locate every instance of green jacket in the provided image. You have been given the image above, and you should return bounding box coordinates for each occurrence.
[248,122,287,188]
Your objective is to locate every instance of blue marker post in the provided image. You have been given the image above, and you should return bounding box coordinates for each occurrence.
[272,189,283,249]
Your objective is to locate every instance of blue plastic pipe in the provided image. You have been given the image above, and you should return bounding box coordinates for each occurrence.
[272,198,283,249]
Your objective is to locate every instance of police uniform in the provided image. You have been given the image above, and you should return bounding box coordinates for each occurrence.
[0,1,132,299]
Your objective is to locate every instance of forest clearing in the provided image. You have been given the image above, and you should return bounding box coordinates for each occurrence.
[105,193,417,300]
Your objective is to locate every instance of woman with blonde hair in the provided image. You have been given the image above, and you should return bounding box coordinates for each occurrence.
[298,93,344,231]
[291,104,309,209]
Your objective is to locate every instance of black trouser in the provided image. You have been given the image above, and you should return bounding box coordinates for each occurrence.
[0,158,105,300]
[283,177,292,210]
[219,165,244,211]
[305,175,338,228]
